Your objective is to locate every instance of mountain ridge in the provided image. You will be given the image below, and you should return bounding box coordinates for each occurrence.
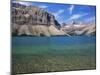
[12,2,66,36]
[12,2,96,37]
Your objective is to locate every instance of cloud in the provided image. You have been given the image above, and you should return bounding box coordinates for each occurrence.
[39,5,48,9]
[52,9,65,17]
[68,5,74,15]
[69,14,82,20]
[66,13,88,22]
[86,17,95,22]
[13,1,32,6]
[85,16,95,23]
[13,1,48,9]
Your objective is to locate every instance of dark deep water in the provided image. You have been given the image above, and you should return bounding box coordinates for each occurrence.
[12,36,96,74]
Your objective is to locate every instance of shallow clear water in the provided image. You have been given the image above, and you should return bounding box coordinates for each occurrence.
[12,36,96,74]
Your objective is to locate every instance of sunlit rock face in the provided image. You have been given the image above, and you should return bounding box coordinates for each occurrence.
[12,3,65,36]
[61,24,96,36]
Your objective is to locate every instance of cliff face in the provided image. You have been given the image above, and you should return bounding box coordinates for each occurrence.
[12,3,65,36]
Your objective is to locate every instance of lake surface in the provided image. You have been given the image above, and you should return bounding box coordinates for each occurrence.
[12,36,96,74]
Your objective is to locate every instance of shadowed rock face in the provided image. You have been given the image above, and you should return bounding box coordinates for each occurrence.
[12,3,64,36]
[12,6,55,25]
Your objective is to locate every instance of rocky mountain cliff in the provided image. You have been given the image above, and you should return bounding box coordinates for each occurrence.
[12,2,96,37]
[61,24,96,36]
[12,3,66,36]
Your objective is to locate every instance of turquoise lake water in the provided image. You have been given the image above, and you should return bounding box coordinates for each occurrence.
[12,36,96,74]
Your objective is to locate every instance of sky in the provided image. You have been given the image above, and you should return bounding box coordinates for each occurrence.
[12,1,96,25]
